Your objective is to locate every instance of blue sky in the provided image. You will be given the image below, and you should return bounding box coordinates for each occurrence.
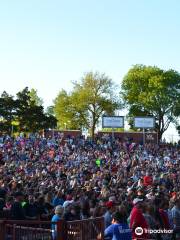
[0,0,180,139]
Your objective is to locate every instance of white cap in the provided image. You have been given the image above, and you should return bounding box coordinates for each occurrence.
[133,198,143,205]
[109,196,116,202]
[63,200,74,208]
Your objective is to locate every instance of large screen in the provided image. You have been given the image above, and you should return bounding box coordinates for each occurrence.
[134,117,155,128]
[102,116,124,128]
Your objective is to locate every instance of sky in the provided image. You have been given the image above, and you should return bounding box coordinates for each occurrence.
[0,0,180,140]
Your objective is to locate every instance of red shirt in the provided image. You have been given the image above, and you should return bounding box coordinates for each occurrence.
[130,206,149,239]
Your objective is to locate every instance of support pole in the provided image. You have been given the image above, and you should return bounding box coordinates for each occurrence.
[143,128,145,145]
[112,128,114,140]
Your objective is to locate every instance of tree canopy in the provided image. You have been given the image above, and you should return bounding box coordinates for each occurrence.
[0,87,57,134]
[1,66,180,139]
[0,91,16,134]
[121,64,180,140]
[29,88,43,106]
[54,72,120,138]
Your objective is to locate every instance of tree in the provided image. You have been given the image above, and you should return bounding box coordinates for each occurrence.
[54,72,120,138]
[29,88,43,106]
[0,87,56,134]
[0,91,17,134]
[121,65,180,140]
[43,115,57,130]
[16,87,49,132]
[46,106,55,116]
[54,90,84,130]
[16,87,32,131]
[44,106,57,129]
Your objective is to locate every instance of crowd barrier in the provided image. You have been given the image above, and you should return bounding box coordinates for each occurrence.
[1,218,178,240]
[0,217,104,240]
[66,217,104,240]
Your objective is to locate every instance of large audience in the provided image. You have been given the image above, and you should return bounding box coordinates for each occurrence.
[0,133,180,239]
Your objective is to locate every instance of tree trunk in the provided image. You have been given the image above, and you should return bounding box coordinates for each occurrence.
[157,114,164,143]
[91,124,95,141]
[91,112,96,141]
[157,130,162,143]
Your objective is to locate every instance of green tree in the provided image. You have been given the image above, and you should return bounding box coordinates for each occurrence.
[44,106,57,129]
[54,72,120,138]
[54,90,84,130]
[46,106,55,116]
[0,91,17,134]
[121,65,180,140]
[16,87,49,132]
[16,87,32,131]
[43,114,57,130]
[29,88,43,106]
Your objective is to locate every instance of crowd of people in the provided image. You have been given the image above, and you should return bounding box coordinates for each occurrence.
[0,133,180,240]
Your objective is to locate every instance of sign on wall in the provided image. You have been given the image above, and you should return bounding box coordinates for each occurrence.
[134,117,155,129]
[102,116,124,128]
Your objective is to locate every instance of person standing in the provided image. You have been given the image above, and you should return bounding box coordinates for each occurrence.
[104,211,132,240]
[104,201,115,228]
[130,198,149,239]
[11,192,25,220]
[51,205,64,240]
[171,198,180,239]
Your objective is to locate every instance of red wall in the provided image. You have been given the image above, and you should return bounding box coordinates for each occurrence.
[97,131,158,144]
[44,130,82,138]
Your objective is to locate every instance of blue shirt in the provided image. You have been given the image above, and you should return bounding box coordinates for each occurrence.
[104,211,112,228]
[51,214,61,231]
[104,223,132,240]
[171,206,180,228]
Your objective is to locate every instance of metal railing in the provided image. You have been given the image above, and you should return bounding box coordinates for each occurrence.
[0,220,63,240]
[66,217,104,240]
[0,217,104,240]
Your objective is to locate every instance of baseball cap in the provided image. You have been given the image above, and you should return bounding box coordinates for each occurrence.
[109,196,116,202]
[133,198,143,205]
[105,201,114,208]
[63,200,74,208]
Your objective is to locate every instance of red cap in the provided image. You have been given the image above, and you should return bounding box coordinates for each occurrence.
[105,201,114,208]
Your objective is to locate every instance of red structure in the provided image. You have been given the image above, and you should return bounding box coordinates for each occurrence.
[44,130,82,138]
[97,131,158,144]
